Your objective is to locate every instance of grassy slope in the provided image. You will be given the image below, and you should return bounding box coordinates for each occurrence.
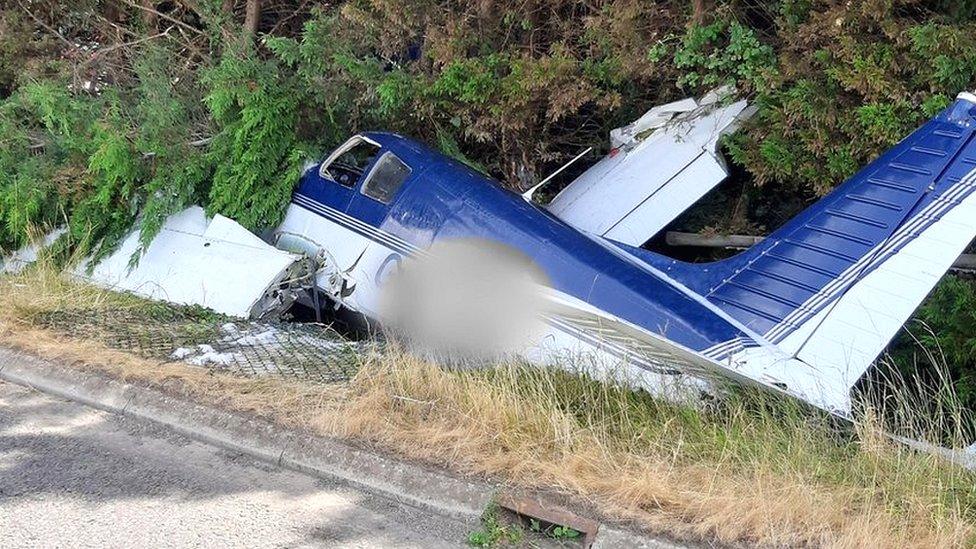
[1,266,975,548]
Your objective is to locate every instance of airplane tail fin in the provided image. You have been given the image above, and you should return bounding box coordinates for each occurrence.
[682,93,976,394]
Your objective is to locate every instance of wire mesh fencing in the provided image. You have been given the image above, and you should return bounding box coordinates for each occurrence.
[33,307,367,384]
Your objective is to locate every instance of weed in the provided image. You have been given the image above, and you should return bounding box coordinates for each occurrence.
[549,525,580,541]
[467,503,523,547]
[527,519,580,542]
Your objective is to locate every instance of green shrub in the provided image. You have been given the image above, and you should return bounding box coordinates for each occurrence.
[0,80,96,252]
[203,51,304,231]
[671,19,777,92]
[131,46,212,256]
[730,2,976,196]
[889,277,976,410]
[266,1,689,185]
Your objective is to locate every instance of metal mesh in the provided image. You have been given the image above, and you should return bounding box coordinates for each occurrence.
[34,307,364,384]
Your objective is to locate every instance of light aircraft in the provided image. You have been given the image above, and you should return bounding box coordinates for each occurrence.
[264,91,976,418]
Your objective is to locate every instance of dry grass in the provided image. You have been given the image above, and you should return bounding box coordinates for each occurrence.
[338,353,976,548]
[2,264,976,548]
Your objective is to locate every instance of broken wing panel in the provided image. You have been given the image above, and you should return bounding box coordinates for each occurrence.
[76,207,304,319]
[602,151,728,246]
[546,93,752,247]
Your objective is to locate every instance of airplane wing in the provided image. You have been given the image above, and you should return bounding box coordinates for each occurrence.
[546,89,754,247]
[74,207,306,319]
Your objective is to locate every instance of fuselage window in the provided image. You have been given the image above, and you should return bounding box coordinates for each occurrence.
[361,151,412,204]
[320,138,381,188]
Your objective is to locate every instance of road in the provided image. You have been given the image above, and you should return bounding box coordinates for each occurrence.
[0,381,469,548]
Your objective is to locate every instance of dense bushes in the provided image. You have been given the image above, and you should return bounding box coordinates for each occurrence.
[729,2,976,197]
[1,0,689,253]
[6,1,976,249]
[266,0,691,185]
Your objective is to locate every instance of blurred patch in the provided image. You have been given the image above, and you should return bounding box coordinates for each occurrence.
[379,239,549,367]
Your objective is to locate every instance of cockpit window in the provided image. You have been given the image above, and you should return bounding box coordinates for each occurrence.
[320,137,381,188]
[360,151,412,204]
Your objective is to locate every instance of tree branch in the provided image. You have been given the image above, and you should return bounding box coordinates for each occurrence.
[119,0,205,36]
[16,0,74,49]
[244,0,262,36]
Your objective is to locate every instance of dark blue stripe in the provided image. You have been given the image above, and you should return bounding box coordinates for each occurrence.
[292,196,417,257]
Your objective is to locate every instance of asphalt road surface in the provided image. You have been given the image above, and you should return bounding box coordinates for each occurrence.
[0,381,469,548]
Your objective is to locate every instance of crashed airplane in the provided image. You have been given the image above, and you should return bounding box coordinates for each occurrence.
[268,90,976,419]
[14,90,972,421]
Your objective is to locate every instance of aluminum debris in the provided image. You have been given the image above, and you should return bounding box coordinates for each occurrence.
[76,207,307,319]
[0,227,66,275]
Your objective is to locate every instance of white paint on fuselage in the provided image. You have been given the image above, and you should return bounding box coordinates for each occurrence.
[274,202,398,319]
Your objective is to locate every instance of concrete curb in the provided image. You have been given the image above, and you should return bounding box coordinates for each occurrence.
[0,346,686,548]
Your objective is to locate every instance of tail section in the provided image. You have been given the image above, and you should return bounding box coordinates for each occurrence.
[685,93,976,396]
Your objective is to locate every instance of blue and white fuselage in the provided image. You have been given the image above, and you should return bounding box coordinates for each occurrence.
[275,93,976,417]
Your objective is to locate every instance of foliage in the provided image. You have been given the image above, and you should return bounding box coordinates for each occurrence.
[728,1,976,195]
[661,19,777,92]
[7,0,975,250]
[888,277,976,409]
[550,525,581,540]
[526,516,582,541]
[267,0,687,186]
[466,503,523,547]
[203,51,303,231]
[0,80,96,252]
[132,46,212,256]
[0,13,307,256]
[72,101,144,260]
